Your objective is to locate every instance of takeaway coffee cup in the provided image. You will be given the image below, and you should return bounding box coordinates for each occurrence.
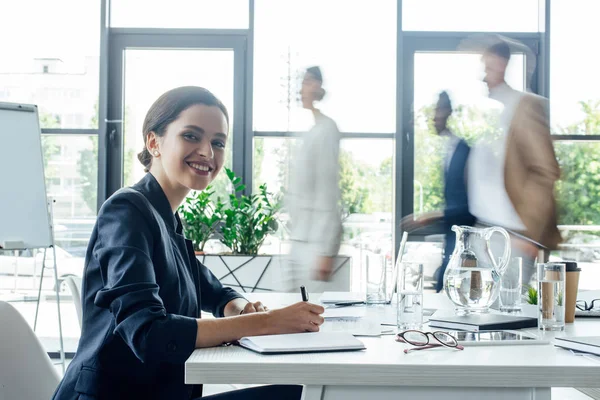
[564,262,581,323]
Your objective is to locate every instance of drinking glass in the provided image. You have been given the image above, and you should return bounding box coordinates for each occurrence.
[397,261,424,329]
[366,253,387,305]
[500,257,522,312]
[537,263,566,331]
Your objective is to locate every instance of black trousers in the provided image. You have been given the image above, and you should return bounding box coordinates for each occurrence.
[435,229,456,293]
[200,385,303,400]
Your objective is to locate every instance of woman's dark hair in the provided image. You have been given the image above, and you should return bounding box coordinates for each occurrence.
[486,41,511,61]
[306,66,323,83]
[305,66,326,101]
[138,86,229,172]
[438,91,453,114]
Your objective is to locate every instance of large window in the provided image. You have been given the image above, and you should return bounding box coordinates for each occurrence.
[253,0,397,133]
[402,0,541,32]
[550,0,600,135]
[0,0,100,129]
[0,1,100,299]
[253,0,397,285]
[550,0,600,280]
[5,0,600,299]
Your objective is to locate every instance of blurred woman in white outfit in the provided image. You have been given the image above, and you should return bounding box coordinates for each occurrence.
[283,66,342,292]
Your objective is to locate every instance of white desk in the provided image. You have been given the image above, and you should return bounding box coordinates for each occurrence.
[186,293,600,400]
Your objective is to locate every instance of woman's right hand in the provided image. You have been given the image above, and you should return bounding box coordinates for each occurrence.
[265,302,325,334]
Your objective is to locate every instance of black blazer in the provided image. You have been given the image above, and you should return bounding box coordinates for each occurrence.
[443,138,475,229]
[52,173,244,400]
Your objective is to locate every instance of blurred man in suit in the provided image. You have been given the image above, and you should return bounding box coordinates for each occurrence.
[468,39,562,286]
[403,91,475,292]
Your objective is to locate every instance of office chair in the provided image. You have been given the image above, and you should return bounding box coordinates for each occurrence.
[0,300,60,400]
[64,275,83,330]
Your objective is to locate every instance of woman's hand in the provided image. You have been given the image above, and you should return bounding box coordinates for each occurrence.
[240,301,268,314]
[265,302,325,334]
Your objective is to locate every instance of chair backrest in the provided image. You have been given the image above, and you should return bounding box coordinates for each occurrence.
[0,301,60,400]
[65,275,83,329]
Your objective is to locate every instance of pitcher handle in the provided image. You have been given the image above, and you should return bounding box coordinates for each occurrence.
[486,227,511,280]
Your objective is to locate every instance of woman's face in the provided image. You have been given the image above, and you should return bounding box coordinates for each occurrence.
[300,72,321,109]
[151,104,228,192]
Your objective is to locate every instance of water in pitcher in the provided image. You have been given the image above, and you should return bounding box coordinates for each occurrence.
[443,225,510,313]
[445,267,498,313]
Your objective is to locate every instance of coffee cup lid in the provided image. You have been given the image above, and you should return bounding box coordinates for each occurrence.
[564,261,581,272]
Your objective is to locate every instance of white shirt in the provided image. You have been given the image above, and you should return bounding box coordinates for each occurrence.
[287,112,342,257]
[468,83,526,231]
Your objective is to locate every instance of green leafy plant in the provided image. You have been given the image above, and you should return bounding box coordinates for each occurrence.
[178,186,224,252]
[557,291,564,307]
[526,285,538,305]
[220,168,282,255]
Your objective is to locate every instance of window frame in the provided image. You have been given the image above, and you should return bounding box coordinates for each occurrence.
[98,0,599,260]
[103,29,248,200]
[38,0,104,214]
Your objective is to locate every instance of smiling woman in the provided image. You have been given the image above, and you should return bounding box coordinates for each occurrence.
[139,87,230,208]
[51,87,318,400]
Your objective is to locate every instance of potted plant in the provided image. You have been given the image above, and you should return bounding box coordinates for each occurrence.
[525,285,538,305]
[191,168,352,293]
[178,186,224,254]
[219,168,282,255]
[195,168,288,293]
[520,285,539,316]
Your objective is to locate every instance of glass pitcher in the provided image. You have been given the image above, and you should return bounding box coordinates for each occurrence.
[444,225,511,314]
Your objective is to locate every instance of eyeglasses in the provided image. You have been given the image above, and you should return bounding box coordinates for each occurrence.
[576,299,600,311]
[396,330,465,354]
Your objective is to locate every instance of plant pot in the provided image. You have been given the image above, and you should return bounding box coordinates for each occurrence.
[197,254,352,293]
[520,303,538,318]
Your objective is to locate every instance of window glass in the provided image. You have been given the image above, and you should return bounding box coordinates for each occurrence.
[402,0,540,32]
[413,51,525,216]
[122,49,234,204]
[253,137,393,291]
[550,0,600,135]
[0,0,100,129]
[555,142,600,227]
[0,135,96,291]
[42,135,97,258]
[553,142,600,290]
[253,0,396,133]
[111,0,249,29]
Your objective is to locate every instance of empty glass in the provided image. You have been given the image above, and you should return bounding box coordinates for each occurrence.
[366,253,387,304]
[537,263,566,331]
[397,261,424,329]
[500,257,523,312]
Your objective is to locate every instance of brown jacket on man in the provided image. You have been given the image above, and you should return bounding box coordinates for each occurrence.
[504,93,562,250]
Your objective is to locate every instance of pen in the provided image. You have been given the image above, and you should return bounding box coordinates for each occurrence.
[300,285,309,302]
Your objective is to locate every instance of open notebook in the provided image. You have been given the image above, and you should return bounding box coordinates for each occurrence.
[238,332,366,354]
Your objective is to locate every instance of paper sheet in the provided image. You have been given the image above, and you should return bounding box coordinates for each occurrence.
[323,306,367,318]
[321,316,383,336]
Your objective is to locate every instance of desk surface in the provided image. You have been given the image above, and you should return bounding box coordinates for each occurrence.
[186,293,600,388]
